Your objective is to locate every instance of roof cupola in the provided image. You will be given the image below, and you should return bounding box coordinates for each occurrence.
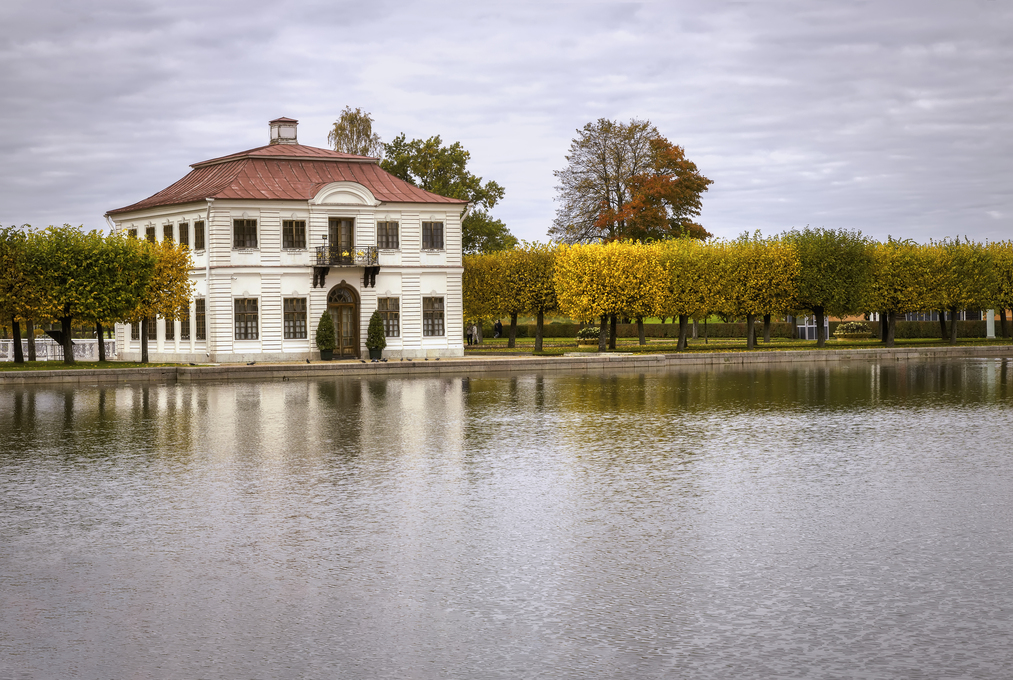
[269,117,299,145]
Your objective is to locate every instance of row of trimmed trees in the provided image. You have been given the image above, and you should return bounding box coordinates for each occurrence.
[0,225,193,364]
[464,228,1013,351]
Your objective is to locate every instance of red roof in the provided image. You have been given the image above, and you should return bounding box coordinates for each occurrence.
[107,143,467,215]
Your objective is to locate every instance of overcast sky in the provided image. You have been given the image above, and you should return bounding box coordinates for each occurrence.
[2,0,1011,244]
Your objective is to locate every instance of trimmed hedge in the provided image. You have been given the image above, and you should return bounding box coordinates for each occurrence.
[477,319,997,340]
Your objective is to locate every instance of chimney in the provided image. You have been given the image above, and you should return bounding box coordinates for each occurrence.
[269,117,298,145]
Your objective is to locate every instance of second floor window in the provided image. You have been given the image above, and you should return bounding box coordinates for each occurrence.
[422,221,444,250]
[194,220,205,250]
[283,298,307,339]
[423,297,444,336]
[377,221,399,249]
[233,219,257,249]
[178,222,189,248]
[378,297,400,337]
[283,220,306,249]
[234,298,258,340]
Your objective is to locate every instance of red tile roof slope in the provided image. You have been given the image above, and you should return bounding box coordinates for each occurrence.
[107,144,467,215]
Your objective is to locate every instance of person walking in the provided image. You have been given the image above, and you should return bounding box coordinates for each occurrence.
[493,319,503,338]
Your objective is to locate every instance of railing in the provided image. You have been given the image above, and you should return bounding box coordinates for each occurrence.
[316,245,378,266]
[0,338,116,362]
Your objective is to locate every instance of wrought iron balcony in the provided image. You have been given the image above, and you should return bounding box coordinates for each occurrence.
[315,245,378,267]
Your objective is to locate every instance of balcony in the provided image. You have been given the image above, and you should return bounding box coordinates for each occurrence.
[316,245,378,267]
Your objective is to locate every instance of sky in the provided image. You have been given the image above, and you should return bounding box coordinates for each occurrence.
[1,0,1011,244]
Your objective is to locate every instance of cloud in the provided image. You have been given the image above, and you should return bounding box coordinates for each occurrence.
[1,0,1011,244]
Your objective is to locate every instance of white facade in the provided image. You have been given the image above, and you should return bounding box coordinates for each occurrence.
[107,119,467,362]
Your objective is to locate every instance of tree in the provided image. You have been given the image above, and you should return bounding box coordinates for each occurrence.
[987,240,1013,338]
[0,226,47,363]
[327,106,384,157]
[928,238,998,345]
[785,227,873,348]
[659,238,722,350]
[867,239,935,346]
[721,234,800,349]
[124,239,194,363]
[551,118,713,244]
[381,133,516,253]
[512,243,559,352]
[463,252,504,342]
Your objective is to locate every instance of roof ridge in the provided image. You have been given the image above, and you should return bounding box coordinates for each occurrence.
[192,143,378,168]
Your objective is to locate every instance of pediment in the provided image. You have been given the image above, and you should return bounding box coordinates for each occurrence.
[310,182,379,206]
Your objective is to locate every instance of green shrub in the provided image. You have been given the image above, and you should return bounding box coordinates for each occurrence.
[315,312,336,351]
[834,321,871,336]
[576,326,600,340]
[366,310,386,351]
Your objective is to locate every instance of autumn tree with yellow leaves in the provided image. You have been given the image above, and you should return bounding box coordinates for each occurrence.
[867,239,936,346]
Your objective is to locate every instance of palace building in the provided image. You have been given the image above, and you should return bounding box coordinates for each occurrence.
[106,117,468,362]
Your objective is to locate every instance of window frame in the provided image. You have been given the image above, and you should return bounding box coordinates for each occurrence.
[164,317,174,341]
[377,221,400,250]
[282,219,307,250]
[423,297,445,336]
[234,298,259,340]
[233,218,258,250]
[195,299,206,341]
[180,313,191,341]
[283,297,308,340]
[145,226,156,244]
[377,297,400,337]
[422,221,444,250]
[194,220,205,251]
[163,224,174,242]
[178,222,189,248]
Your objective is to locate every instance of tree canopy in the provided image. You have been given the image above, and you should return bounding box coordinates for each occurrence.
[327,106,384,158]
[551,118,713,244]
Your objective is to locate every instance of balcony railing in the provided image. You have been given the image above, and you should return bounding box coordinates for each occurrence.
[316,245,378,267]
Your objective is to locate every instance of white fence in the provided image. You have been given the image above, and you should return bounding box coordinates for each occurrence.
[0,338,117,362]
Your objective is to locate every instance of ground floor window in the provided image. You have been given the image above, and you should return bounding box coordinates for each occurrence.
[146,317,157,341]
[423,297,444,336]
[283,298,307,339]
[164,317,174,341]
[180,314,191,341]
[378,297,400,337]
[163,224,173,242]
[131,322,139,341]
[234,298,258,340]
[195,299,206,341]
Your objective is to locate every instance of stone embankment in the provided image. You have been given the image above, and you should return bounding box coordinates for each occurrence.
[2,345,1012,386]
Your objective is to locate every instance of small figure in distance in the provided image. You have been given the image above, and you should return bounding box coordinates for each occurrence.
[494,319,502,338]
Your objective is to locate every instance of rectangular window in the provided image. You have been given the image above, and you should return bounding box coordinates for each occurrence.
[131,322,139,340]
[282,220,306,249]
[127,228,138,239]
[195,299,206,341]
[378,297,400,337]
[178,222,189,248]
[283,298,307,339]
[180,314,191,341]
[145,226,156,243]
[234,298,259,340]
[423,297,444,336]
[377,221,399,249]
[163,224,173,242]
[233,219,257,249]
[164,317,174,341]
[194,220,205,250]
[146,316,157,341]
[422,221,444,250]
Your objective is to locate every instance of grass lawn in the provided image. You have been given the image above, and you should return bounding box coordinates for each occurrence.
[0,361,177,372]
[466,336,1013,357]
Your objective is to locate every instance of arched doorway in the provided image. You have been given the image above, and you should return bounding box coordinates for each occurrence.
[327,284,359,358]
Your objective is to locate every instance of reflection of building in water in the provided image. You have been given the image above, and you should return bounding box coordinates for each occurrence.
[107,117,467,363]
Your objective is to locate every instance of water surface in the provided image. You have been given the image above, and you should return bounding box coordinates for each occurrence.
[2,359,1012,678]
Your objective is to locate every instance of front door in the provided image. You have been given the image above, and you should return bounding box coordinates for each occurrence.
[327,285,359,358]
[328,218,354,263]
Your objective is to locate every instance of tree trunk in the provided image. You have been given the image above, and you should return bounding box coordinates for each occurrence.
[11,317,23,363]
[1001,309,1008,339]
[475,323,483,345]
[815,307,826,348]
[26,320,36,361]
[763,314,771,343]
[746,313,756,350]
[677,314,689,351]
[608,314,617,350]
[938,311,947,341]
[61,315,75,364]
[597,314,608,352]
[880,313,889,343]
[534,310,544,353]
[949,307,958,345]
[637,317,646,346]
[97,321,106,362]
[886,311,896,347]
[692,318,698,339]
[141,319,149,363]
[704,317,708,344]
[508,312,518,348]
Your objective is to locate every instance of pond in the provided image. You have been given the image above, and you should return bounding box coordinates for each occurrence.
[2,359,1012,679]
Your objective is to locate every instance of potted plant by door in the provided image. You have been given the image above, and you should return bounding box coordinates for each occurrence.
[315,311,336,361]
[366,309,387,361]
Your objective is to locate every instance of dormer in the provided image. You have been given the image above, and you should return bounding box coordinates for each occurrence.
[269,117,299,145]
